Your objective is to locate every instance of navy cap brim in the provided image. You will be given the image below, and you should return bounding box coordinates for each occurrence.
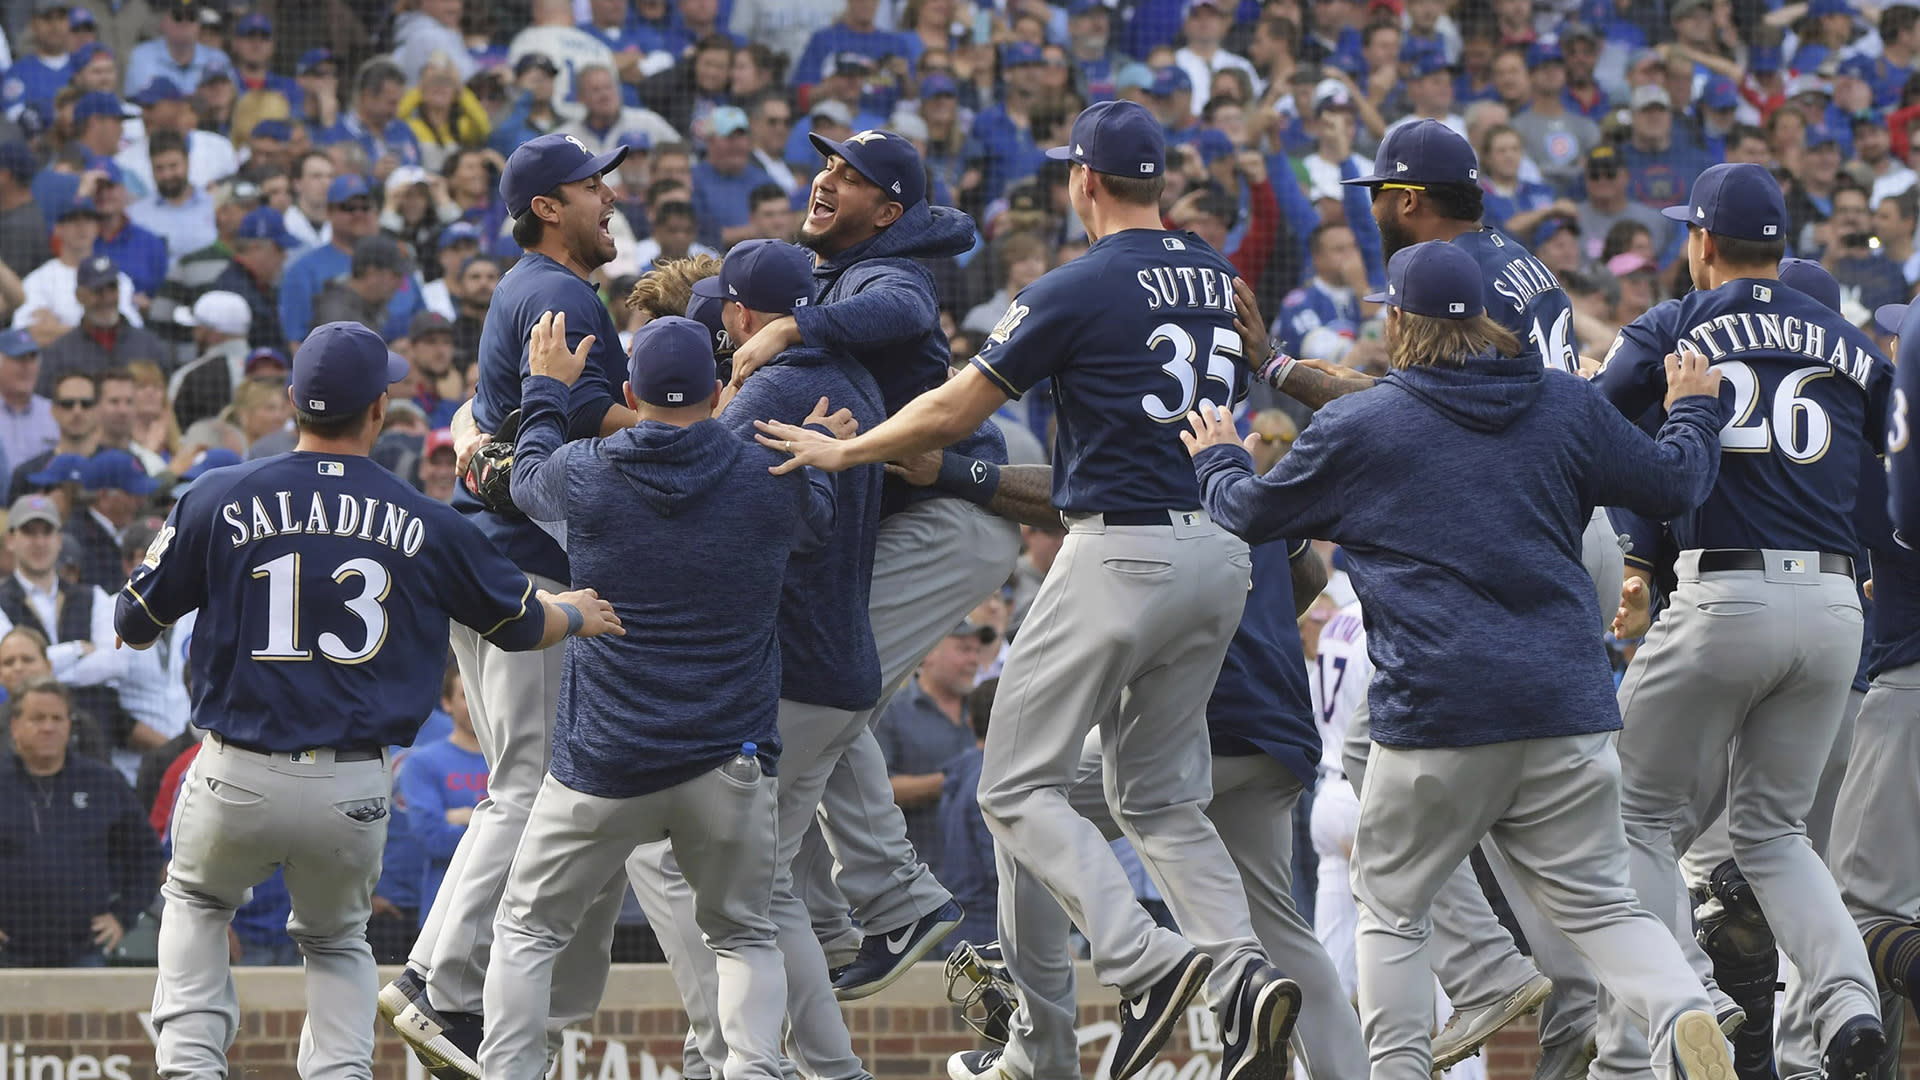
[1659,204,1695,224]
[564,145,628,188]
[1362,288,1389,303]
[691,276,724,299]
[385,351,410,385]
[810,133,873,178]
[1044,144,1075,161]
[1341,173,1389,187]
[1877,303,1910,336]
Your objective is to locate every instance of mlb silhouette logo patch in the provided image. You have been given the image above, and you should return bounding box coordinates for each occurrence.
[1753,285,1772,302]
[1782,558,1806,574]
[667,392,684,403]
[1448,302,1465,313]
[319,461,344,476]
[1140,163,1153,173]
[1163,237,1185,251]
[1181,512,1199,526]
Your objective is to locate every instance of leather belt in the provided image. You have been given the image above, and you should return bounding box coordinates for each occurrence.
[1696,549,1854,579]
[212,733,383,762]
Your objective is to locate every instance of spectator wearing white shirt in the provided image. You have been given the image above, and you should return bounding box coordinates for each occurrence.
[393,0,476,84]
[420,221,480,321]
[283,149,334,256]
[113,79,237,202]
[111,521,193,760]
[0,493,134,777]
[508,0,616,121]
[557,64,679,162]
[1302,88,1370,221]
[125,130,216,270]
[16,221,144,337]
[1173,0,1259,116]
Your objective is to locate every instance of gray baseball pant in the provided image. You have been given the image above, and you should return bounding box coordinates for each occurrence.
[153,737,391,1080]
[412,574,624,1031]
[978,511,1259,1006]
[1609,551,1879,1074]
[1353,732,1712,1080]
[1000,733,1368,1080]
[481,769,785,1080]
[1341,695,1598,1051]
[1778,664,1920,1080]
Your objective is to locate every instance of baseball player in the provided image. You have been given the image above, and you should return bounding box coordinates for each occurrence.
[477,311,834,1080]
[118,321,621,1080]
[762,100,1302,1080]
[1591,161,1889,1080]
[1188,238,1732,1080]
[388,132,640,1078]
[725,126,1020,998]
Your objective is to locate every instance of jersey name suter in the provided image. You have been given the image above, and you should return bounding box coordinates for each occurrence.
[1134,266,1239,312]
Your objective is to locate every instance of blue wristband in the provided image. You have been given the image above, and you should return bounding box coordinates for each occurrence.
[558,602,584,637]
[933,452,1001,506]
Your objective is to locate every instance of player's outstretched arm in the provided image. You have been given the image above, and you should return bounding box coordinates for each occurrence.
[1231,278,1375,409]
[1587,351,1727,520]
[756,366,1008,474]
[1187,403,1346,545]
[887,449,1059,529]
[530,588,624,649]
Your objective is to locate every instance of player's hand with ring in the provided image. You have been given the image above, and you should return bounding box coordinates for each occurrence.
[1662,349,1722,411]
[753,418,851,473]
[529,310,595,386]
[1180,403,1258,458]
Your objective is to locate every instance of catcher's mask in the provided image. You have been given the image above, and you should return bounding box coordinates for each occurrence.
[945,939,1018,1045]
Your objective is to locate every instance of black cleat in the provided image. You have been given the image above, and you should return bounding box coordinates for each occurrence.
[1111,950,1212,1080]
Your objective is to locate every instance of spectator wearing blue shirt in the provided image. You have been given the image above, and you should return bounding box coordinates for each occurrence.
[1620,84,1708,209]
[690,106,774,249]
[1065,0,1122,102]
[279,174,404,350]
[790,0,913,87]
[316,59,423,179]
[397,666,488,913]
[937,677,996,953]
[91,170,168,298]
[4,0,79,123]
[1273,222,1367,359]
[1477,124,1559,237]
[123,0,231,96]
[228,13,302,110]
[126,130,217,270]
[1863,9,1918,109]
[972,43,1048,201]
[878,622,991,877]
[211,207,299,353]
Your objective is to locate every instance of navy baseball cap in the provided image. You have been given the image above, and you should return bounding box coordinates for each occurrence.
[718,239,817,315]
[501,133,629,220]
[1806,123,1840,149]
[0,329,38,357]
[1532,215,1578,248]
[1838,53,1874,83]
[328,174,371,206]
[1002,42,1044,67]
[1777,257,1839,314]
[688,277,733,354]
[236,205,298,247]
[81,449,159,495]
[292,321,409,417]
[1876,303,1909,336]
[920,72,958,98]
[1344,118,1479,187]
[69,6,94,27]
[73,91,122,125]
[808,128,926,207]
[1407,50,1447,79]
[626,316,716,407]
[0,141,34,182]
[439,220,482,247]
[1526,40,1563,67]
[76,253,117,289]
[1749,44,1782,73]
[1363,241,1485,319]
[1046,100,1165,179]
[235,11,271,34]
[26,453,86,487]
[1149,66,1192,96]
[132,78,183,107]
[1701,77,1738,111]
[249,118,292,141]
[71,42,107,68]
[178,447,241,480]
[1660,162,1787,242]
[296,47,334,74]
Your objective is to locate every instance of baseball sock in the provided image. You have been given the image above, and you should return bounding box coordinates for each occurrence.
[1862,922,1920,999]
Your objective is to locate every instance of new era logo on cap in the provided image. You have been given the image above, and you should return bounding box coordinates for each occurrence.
[1696,207,1705,218]
[307,398,324,410]
[1396,161,1408,172]
[1075,143,1085,155]
[891,180,901,193]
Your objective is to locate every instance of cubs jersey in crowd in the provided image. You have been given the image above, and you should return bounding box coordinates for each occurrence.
[1307,599,1369,778]
[116,453,547,750]
[460,252,630,582]
[1208,540,1320,787]
[1454,226,1579,372]
[1595,278,1891,556]
[971,228,1245,514]
[1274,280,1361,361]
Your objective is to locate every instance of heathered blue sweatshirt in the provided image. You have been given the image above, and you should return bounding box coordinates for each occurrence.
[720,344,887,711]
[1195,353,1724,750]
[789,201,1007,515]
[512,375,836,799]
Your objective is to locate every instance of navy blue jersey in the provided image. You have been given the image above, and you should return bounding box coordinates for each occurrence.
[1453,226,1580,372]
[1594,279,1892,555]
[971,228,1244,514]
[1888,335,1920,534]
[1208,539,1320,788]
[116,453,544,751]
[1854,448,1920,680]
[457,253,628,583]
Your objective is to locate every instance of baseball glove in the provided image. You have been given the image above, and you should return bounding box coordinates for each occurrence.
[465,408,523,516]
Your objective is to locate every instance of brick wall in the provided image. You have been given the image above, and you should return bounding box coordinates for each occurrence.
[0,968,1912,1080]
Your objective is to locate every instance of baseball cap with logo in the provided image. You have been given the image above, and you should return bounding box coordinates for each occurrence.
[236,205,298,247]
[501,132,629,219]
[687,277,734,355]
[81,449,160,495]
[249,118,292,142]
[710,106,749,137]
[296,47,335,75]
[1701,77,1739,111]
[0,329,38,358]
[245,347,289,375]
[1526,39,1563,67]
[1150,66,1192,97]
[1630,84,1672,111]
[626,316,716,407]
[1045,99,1165,179]
[808,128,926,207]
[920,72,959,98]
[1777,257,1840,313]
[719,239,817,315]
[235,11,271,35]
[1363,241,1485,318]
[1002,42,1044,68]
[409,310,454,338]
[77,254,118,290]
[292,321,409,416]
[1660,162,1788,242]
[328,173,371,206]
[1344,118,1478,187]
[25,454,85,488]
[8,494,60,530]
[440,220,482,247]
[172,290,251,335]
[73,91,123,125]
[133,78,184,107]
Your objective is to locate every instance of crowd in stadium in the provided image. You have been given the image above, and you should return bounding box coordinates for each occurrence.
[0,0,1908,972]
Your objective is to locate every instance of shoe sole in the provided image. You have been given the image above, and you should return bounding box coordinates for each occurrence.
[377,979,419,1027]
[1825,1026,1888,1080]
[1222,977,1302,1080]
[1718,1009,1747,1038]
[1432,975,1554,1070]
[1111,955,1213,1080]
[1673,1009,1736,1080]
[834,911,963,1002]
[949,1054,1014,1080]
[393,1004,483,1080]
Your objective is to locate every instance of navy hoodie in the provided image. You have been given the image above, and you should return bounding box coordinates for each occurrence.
[720,344,887,711]
[511,375,836,799]
[1195,353,1724,749]
[789,201,1008,515]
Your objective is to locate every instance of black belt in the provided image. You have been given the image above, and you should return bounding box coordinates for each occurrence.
[215,735,383,762]
[1696,549,1854,579]
[1083,509,1202,526]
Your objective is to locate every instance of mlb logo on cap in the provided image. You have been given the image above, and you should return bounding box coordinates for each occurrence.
[1363,241,1485,320]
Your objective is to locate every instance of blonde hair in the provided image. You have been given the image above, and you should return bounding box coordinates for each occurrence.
[125,360,182,456]
[230,89,293,146]
[222,377,285,431]
[1386,309,1523,370]
[625,254,725,318]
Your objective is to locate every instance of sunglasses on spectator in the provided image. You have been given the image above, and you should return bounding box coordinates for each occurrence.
[1587,166,1620,179]
[55,396,96,409]
[339,199,375,213]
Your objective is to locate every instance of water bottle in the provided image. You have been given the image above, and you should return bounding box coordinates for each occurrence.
[722,742,762,783]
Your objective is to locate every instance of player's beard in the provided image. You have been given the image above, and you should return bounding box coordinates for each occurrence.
[565,209,618,274]
[1378,207,1418,261]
